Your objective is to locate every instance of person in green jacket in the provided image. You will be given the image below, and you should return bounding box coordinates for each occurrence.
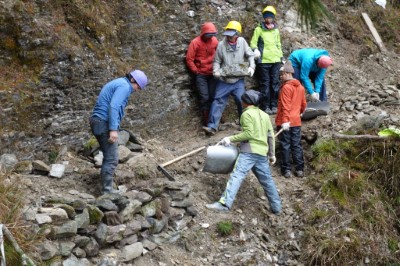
[250,5,283,115]
[205,90,282,214]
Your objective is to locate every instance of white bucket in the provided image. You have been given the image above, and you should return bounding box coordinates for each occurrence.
[203,145,238,174]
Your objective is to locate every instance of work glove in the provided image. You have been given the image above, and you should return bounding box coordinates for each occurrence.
[269,156,276,165]
[311,92,320,102]
[282,122,290,131]
[219,137,231,147]
[214,71,221,79]
[248,67,255,77]
[253,49,261,60]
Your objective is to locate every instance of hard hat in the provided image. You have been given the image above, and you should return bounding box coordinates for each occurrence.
[241,90,260,105]
[262,6,277,16]
[224,21,242,33]
[130,70,148,89]
[317,56,333,68]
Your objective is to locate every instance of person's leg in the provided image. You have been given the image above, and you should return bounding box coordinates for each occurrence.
[290,126,305,173]
[278,126,292,175]
[195,74,209,111]
[90,117,119,193]
[269,62,282,112]
[207,81,231,130]
[251,155,282,214]
[231,79,245,120]
[257,64,271,111]
[218,153,255,209]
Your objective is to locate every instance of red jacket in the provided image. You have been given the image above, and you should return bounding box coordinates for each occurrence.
[275,79,307,127]
[186,22,218,75]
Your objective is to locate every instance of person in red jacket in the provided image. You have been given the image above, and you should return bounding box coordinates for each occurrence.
[275,61,307,178]
[186,22,219,125]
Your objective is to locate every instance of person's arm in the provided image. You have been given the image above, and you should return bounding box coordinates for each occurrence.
[275,30,283,58]
[230,112,254,142]
[243,39,255,70]
[249,27,260,50]
[186,40,198,74]
[213,43,223,74]
[108,85,131,131]
[314,68,327,94]
[266,117,275,158]
[300,88,307,114]
[280,85,293,123]
[300,58,315,94]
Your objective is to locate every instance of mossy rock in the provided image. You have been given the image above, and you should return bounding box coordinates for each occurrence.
[87,204,104,224]
[56,204,76,219]
[13,160,33,174]
[83,136,99,157]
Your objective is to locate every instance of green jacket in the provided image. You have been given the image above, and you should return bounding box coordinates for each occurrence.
[250,23,283,64]
[229,106,275,157]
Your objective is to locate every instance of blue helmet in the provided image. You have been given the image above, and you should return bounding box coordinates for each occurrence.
[130,70,148,89]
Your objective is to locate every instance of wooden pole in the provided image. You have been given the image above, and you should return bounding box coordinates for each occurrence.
[361,12,387,52]
[1,224,36,266]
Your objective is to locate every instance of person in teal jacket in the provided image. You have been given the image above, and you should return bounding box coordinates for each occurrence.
[206,90,282,214]
[288,48,333,102]
[250,5,283,115]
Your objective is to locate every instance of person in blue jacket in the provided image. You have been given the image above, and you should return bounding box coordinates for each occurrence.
[288,48,333,102]
[90,70,148,194]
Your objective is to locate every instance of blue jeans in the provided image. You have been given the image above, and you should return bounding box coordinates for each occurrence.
[257,63,281,110]
[219,152,282,213]
[207,79,245,130]
[278,126,304,174]
[293,66,327,101]
[195,74,216,112]
[90,116,118,193]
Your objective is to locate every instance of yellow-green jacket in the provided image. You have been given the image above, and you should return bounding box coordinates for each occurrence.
[229,106,275,157]
[250,23,283,64]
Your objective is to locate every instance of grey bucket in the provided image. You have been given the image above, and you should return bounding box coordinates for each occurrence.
[203,145,239,174]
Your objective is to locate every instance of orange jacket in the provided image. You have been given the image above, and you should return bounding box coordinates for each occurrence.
[186,22,218,75]
[275,79,307,127]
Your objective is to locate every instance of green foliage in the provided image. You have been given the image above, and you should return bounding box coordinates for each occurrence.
[48,149,59,164]
[308,208,330,224]
[216,221,233,236]
[295,0,333,30]
[0,175,41,265]
[388,239,399,252]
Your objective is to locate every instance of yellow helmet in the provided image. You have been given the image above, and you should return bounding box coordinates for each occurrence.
[262,6,276,16]
[224,21,242,33]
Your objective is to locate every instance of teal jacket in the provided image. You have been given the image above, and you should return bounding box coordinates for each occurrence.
[250,23,283,64]
[288,48,329,94]
[229,106,275,157]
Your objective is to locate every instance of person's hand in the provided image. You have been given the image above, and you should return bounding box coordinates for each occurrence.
[214,71,221,79]
[282,122,290,131]
[108,130,118,143]
[248,67,255,77]
[311,92,320,102]
[253,49,261,59]
[219,137,231,146]
[269,156,276,165]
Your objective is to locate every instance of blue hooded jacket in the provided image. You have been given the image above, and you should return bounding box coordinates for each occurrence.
[288,48,329,94]
[92,77,134,130]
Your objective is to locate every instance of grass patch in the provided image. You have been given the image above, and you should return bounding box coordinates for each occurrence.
[302,138,400,264]
[0,174,41,265]
[216,221,233,236]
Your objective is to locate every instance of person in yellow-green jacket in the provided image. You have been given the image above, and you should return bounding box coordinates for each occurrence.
[250,5,283,115]
[205,90,282,214]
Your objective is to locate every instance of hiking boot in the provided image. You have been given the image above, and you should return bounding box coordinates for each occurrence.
[202,126,216,136]
[206,202,229,212]
[283,171,292,178]
[295,170,304,178]
[271,107,278,114]
[265,108,273,115]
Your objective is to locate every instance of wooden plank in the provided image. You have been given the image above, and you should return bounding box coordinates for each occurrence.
[361,12,387,52]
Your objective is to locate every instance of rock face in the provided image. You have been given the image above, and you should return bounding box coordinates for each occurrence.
[0,0,262,156]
